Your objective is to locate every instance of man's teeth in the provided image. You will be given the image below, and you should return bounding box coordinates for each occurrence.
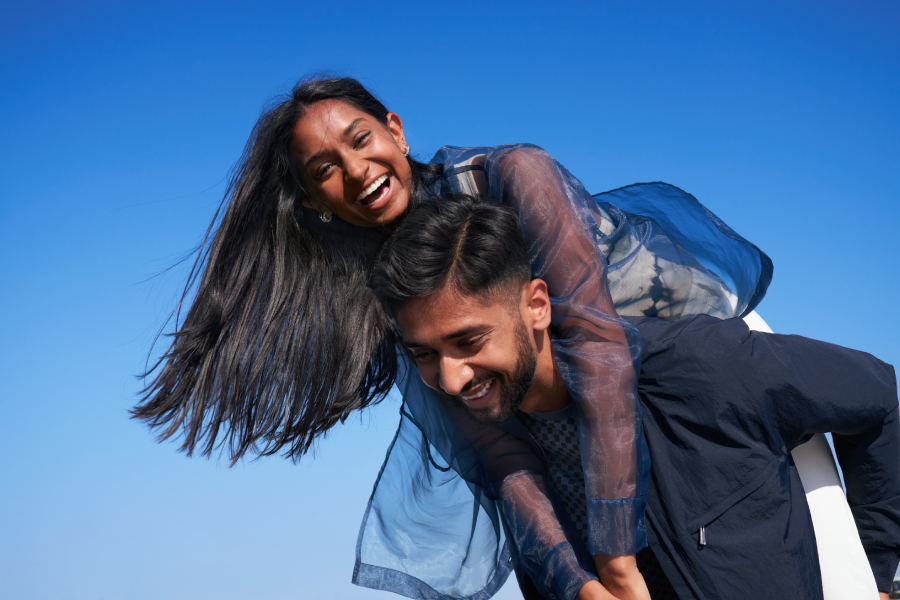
[461,379,492,401]
[356,174,388,202]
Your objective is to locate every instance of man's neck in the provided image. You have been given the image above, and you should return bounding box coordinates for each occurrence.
[519,358,571,413]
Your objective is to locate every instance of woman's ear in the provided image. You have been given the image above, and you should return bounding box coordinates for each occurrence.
[300,197,326,211]
[386,112,406,146]
[523,279,552,332]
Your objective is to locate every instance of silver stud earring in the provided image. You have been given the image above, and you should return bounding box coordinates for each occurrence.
[320,211,332,223]
[403,144,410,156]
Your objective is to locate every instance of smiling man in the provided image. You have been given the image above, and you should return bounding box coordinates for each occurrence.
[372,194,900,600]
[398,265,557,425]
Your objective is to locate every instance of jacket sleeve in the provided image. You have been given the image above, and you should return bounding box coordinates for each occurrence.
[483,144,650,558]
[760,333,900,593]
[639,314,900,592]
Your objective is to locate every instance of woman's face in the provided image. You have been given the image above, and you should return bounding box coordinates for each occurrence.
[292,99,412,227]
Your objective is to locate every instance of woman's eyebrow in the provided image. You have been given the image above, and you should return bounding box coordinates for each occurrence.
[302,118,368,169]
[304,152,325,169]
[340,117,366,141]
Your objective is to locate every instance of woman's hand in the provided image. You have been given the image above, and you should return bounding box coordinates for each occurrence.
[576,580,618,600]
[593,554,651,600]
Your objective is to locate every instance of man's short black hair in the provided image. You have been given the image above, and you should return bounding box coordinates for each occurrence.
[374,194,531,318]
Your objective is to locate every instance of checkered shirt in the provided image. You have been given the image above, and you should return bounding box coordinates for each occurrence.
[518,407,591,542]
[518,407,677,599]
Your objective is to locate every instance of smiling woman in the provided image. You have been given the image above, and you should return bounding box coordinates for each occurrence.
[292,99,412,226]
[132,77,442,463]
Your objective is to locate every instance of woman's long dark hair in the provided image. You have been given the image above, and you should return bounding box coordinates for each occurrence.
[133,76,441,463]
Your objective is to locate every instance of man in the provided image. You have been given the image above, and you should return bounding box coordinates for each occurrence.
[365,195,900,600]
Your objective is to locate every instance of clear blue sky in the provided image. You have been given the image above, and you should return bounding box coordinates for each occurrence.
[1,1,898,598]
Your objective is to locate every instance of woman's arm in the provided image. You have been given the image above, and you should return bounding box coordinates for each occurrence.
[432,392,601,600]
[429,143,650,598]
[484,144,650,558]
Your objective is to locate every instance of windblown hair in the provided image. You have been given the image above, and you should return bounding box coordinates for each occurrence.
[133,76,441,463]
[374,194,531,319]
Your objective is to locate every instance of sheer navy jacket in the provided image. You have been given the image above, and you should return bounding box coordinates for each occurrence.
[354,144,775,600]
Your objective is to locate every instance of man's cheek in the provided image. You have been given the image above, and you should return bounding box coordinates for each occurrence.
[416,369,443,394]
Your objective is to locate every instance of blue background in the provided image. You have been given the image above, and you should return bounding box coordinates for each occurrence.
[1,1,897,598]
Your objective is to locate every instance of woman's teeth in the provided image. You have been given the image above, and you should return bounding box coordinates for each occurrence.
[461,379,492,401]
[356,174,389,203]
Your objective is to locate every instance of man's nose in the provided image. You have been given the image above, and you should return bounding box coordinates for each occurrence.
[438,356,473,396]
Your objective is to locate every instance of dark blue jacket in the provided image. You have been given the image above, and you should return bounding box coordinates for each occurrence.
[628,315,900,599]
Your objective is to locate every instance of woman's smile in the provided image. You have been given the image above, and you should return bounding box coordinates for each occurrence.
[356,173,389,203]
[356,173,393,210]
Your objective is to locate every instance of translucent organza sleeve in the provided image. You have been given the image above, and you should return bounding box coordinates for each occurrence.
[385,360,600,600]
[433,391,601,600]
[483,145,650,558]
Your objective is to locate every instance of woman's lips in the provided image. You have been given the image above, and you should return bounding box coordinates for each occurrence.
[356,173,388,202]
[358,174,393,211]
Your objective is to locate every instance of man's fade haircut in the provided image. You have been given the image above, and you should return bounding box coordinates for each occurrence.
[374,194,532,319]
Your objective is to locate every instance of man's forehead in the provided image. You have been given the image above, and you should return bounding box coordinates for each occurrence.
[396,287,508,342]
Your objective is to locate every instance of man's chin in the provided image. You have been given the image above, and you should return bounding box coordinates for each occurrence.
[459,395,522,425]
[464,404,508,425]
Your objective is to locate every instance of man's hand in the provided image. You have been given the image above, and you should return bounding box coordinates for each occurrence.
[593,554,651,600]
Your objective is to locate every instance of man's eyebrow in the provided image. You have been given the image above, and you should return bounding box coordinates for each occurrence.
[441,326,483,342]
[302,118,366,169]
[403,326,485,349]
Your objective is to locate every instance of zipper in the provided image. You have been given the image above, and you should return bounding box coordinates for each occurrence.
[526,427,549,465]
[517,414,549,465]
[698,526,706,547]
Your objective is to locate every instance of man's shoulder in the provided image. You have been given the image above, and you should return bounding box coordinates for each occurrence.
[624,314,753,359]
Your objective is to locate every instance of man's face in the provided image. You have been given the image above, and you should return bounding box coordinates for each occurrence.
[396,285,537,424]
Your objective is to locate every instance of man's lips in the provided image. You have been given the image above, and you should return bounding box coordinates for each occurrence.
[459,378,496,409]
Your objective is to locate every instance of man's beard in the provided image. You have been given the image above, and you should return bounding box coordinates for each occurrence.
[458,318,537,425]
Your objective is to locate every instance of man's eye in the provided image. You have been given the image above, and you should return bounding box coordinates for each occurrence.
[461,335,485,348]
[413,350,433,361]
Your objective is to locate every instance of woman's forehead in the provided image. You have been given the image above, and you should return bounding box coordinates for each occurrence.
[300,98,366,124]
[292,100,376,154]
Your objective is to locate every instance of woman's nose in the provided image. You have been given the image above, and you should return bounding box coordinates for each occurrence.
[344,155,368,182]
[438,357,473,396]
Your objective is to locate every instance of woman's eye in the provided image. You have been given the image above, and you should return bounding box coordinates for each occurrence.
[314,164,333,180]
[413,350,433,361]
[353,132,371,149]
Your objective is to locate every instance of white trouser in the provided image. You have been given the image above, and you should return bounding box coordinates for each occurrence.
[744,312,879,600]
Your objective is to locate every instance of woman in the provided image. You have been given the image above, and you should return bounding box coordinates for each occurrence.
[134,77,866,600]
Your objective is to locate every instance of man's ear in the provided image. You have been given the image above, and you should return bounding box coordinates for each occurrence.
[386,112,406,147]
[522,279,551,332]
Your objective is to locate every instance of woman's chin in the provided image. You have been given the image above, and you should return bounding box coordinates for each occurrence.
[371,193,409,227]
